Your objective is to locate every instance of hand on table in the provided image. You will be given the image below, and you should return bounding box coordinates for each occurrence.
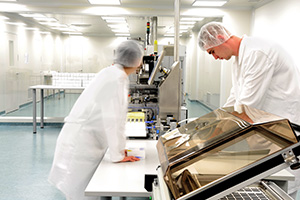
[119,149,140,162]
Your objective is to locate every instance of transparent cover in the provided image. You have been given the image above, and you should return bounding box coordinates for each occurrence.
[156,105,298,199]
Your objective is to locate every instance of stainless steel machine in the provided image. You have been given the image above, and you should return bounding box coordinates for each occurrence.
[153,105,300,199]
[127,45,186,138]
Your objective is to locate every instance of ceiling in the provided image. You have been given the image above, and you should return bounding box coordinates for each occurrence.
[0,0,273,39]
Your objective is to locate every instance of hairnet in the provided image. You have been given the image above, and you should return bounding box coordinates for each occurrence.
[198,22,232,51]
[114,40,144,67]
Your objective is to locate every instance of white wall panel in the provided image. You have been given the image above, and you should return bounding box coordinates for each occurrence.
[252,0,300,70]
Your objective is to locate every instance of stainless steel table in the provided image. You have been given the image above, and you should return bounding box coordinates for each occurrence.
[29,85,85,133]
[85,140,159,199]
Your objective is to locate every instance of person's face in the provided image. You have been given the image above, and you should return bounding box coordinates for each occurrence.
[206,40,233,60]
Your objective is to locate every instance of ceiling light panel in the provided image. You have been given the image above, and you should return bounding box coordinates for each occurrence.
[192,0,227,7]
[20,13,46,18]
[0,16,9,20]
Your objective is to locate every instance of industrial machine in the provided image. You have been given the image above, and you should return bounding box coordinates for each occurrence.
[153,105,300,199]
[127,45,186,139]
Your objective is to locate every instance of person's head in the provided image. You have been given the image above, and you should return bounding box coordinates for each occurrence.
[198,22,236,60]
[114,40,144,75]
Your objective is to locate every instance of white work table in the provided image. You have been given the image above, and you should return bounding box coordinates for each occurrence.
[85,140,159,198]
[29,85,85,133]
[85,139,295,199]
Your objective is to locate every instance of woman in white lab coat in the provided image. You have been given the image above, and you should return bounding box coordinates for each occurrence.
[48,40,143,200]
[198,22,300,198]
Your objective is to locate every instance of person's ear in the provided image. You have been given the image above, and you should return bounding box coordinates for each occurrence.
[217,34,226,42]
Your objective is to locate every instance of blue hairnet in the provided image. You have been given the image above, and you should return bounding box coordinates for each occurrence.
[114,40,144,67]
[198,22,232,51]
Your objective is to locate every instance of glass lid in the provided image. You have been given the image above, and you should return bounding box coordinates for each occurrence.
[156,105,299,199]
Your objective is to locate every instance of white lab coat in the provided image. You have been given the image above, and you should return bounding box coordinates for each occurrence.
[48,64,129,200]
[224,36,300,195]
[224,36,300,126]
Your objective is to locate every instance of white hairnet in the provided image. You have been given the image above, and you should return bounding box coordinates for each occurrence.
[114,40,144,67]
[198,22,232,51]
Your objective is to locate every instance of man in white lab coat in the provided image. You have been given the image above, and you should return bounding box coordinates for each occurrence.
[198,22,300,198]
[48,40,143,200]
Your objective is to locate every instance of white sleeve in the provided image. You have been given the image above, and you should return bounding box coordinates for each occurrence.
[236,50,274,109]
[100,80,127,162]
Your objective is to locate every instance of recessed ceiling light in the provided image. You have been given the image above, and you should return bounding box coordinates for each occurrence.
[192,0,227,7]
[115,33,130,37]
[0,16,9,20]
[88,0,120,5]
[0,3,28,11]
[111,29,129,33]
[20,13,46,18]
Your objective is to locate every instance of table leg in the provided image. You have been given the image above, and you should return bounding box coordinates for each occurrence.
[33,88,37,134]
[40,89,44,129]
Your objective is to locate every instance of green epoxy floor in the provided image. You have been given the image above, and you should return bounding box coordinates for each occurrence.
[0,93,212,200]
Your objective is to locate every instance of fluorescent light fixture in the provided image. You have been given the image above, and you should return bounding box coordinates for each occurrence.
[0,3,28,11]
[192,0,227,7]
[0,16,9,20]
[111,29,129,33]
[88,0,120,5]
[181,17,204,21]
[115,33,130,37]
[1,0,17,1]
[20,13,46,18]
[34,17,57,22]
[83,7,129,15]
[40,31,51,34]
[107,24,128,29]
[6,22,26,26]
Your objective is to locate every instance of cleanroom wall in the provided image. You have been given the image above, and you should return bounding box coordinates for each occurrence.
[0,21,62,114]
[252,0,300,70]
[0,18,128,115]
[62,36,127,73]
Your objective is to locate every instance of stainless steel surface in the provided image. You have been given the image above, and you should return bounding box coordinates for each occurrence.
[158,61,181,121]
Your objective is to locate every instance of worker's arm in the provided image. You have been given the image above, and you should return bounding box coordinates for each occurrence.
[236,50,274,109]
